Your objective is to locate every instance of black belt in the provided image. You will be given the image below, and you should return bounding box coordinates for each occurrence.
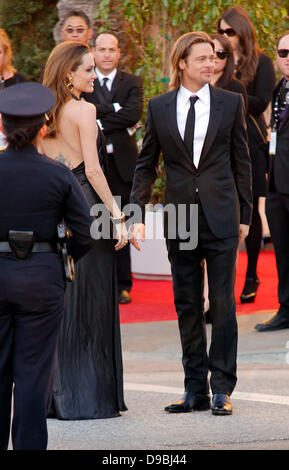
[0,241,54,253]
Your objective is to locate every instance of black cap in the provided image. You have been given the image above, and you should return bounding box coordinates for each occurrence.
[0,82,55,128]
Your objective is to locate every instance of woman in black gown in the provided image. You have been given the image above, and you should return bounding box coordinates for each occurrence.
[40,41,129,419]
[210,33,247,107]
[203,33,247,323]
[217,7,276,303]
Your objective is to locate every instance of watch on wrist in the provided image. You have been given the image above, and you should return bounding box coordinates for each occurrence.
[110,211,126,224]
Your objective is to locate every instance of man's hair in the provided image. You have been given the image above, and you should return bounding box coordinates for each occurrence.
[277,31,289,49]
[94,31,119,47]
[170,32,214,90]
[61,10,91,28]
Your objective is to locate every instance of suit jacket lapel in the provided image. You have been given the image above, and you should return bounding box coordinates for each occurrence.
[198,85,223,168]
[165,89,196,167]
[279,107,289,133]
[272,80,289,134]
[110,70,122,100]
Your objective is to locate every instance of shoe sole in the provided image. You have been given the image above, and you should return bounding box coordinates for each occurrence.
[255,325,289,332]
[240,295,256,303]
[164,401,210,413]
[211,409,232,415]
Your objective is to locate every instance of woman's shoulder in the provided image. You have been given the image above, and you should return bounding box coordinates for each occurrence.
[62,98,96,123]
[68,98,96,118]
[4,72,27,87]
[13,72,27,82]
[226,78,246,94]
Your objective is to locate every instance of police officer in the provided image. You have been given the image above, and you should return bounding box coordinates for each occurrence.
[0,82,95,450]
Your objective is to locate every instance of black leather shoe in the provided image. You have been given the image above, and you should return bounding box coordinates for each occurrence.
[255,313,289,332]
[211,394,232,415]
[164,391,210,413]
[119,290,132,304]
[240,278,260,303]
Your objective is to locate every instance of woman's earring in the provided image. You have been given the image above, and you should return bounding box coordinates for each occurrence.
[66,76,74,91]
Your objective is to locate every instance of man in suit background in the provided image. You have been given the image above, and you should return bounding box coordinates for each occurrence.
[255,32,289,332]
[60,10,93,44]
[83,32,143,304]
[130,32,252,415]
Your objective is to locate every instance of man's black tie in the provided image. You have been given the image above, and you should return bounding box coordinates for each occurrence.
[184,95,199,160]
[101,77,111,102]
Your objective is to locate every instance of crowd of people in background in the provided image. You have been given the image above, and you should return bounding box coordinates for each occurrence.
[0,4,289,450]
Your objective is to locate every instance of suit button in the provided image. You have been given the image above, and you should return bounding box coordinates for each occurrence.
[196,172,200,177]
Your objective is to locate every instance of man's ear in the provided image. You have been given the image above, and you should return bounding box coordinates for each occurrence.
[88,28,93,41]
[179,58,186,71]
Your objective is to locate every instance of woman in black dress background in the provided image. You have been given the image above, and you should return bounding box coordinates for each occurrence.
[218,7,276,303]
[210,33,247,107]
[203,33,247,323]
[40,41,129,420]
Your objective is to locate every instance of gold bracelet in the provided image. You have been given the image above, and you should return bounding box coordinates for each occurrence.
[110,211,126,224]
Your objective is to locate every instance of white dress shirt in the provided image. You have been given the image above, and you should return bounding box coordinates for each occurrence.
[176,83,210,168]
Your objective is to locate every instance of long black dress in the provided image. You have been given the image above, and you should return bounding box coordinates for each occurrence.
[48,131,127,419]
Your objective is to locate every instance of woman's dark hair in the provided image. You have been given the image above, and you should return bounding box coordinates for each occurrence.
[218,6,260,86]
[3,122,43,150]
[211,33,235,89]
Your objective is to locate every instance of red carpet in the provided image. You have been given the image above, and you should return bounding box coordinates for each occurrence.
[119,251,279,324]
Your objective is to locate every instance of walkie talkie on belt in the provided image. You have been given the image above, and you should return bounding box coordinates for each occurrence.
[57,220,75,282]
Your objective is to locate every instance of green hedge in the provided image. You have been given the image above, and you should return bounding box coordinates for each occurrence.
[0,0,58,81]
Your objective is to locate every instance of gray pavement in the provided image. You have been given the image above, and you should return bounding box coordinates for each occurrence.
[42,310,289,451]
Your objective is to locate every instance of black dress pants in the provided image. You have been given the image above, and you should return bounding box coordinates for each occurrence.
[0,253,64,450]
[266,191,289,317]
[106,153,133,293]
[166,202,239,396]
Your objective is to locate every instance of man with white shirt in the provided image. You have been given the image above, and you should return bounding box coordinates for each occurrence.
[83,32,143,304]
[130,32,252,415]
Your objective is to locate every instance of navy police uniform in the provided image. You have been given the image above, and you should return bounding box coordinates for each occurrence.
[0,83,95,450]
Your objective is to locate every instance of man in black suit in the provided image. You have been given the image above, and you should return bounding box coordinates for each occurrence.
[255,32,289,332]
[130,32,252,415]
[83,32,143,304]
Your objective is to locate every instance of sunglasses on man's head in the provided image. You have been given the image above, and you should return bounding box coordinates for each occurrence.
[64,27,87,34]
[277,49,289,58]
[217,27,236,37]
[215,50,229,60]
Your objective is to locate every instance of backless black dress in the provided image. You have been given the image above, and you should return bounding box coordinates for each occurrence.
[48,131,127,419]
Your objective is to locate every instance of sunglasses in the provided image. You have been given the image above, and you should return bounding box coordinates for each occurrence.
[215,49,229,60]
[64,27,87,34]
[217,27,236,37]
[277,49,289,58]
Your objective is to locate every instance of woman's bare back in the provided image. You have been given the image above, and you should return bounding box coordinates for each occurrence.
[40,98,97,169]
